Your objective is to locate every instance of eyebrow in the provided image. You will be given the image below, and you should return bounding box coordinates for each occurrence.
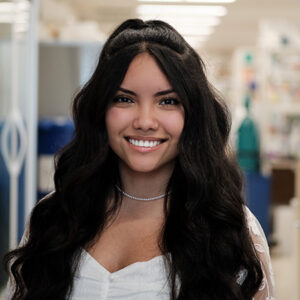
[118,87,176,97]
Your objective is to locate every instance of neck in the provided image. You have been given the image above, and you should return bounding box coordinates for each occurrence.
[116,161,174,219]
[119,161,174,197]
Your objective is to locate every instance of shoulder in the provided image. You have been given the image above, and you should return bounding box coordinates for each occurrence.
[242,205,270,263]
[243,206,275,299]
[243,206,267,240]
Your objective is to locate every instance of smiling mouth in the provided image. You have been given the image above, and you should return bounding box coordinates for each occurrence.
[125,137,166,148]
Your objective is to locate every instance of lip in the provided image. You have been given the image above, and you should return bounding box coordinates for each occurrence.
[125,136,166,142]
[125,136,166,153]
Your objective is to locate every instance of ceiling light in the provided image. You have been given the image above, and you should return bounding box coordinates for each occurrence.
[186,0,235,2]
[142,15,221,27]
[138,0,235,2]
[138,0,182,2]
[137,5,227,17]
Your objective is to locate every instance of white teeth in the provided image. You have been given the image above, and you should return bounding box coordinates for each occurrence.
[128,139,162,148]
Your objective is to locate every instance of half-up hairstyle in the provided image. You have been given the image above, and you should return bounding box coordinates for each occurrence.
[3,19,263,300]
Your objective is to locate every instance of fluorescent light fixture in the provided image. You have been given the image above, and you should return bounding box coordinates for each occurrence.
[141,15,221,27]
[138,0,181,2]
[137,5,227,16]
[177,25,214,36]
[187,0,235,2]
[139,0,235,2]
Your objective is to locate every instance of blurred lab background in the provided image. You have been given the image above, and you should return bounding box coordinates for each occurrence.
[0,0,300,299]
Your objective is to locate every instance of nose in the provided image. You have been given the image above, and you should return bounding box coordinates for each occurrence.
[132,104,158,131]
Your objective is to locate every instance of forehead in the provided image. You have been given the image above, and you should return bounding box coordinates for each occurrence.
[120,52,173,92]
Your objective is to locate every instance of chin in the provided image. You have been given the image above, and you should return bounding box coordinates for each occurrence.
[126,159,175,175]
[123,159,161,173]
[129,165,159,174]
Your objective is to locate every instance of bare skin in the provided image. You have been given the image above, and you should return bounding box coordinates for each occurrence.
[85,207,166,273]
[84,167,171,273]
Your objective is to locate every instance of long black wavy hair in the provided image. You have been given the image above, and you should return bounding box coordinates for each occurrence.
[3,19,263,300]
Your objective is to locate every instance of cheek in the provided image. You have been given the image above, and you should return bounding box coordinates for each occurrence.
[161,112,184,138]
[105,108,132,139]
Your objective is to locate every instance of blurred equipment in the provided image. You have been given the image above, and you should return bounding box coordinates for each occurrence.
[237,95,260,172]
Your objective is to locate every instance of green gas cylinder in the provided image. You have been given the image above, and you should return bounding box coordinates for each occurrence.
[237,96,260,172]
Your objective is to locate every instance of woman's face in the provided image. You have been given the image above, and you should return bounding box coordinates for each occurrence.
[105,52,184,174]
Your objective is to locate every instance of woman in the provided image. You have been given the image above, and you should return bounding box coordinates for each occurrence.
[4,19,274,300]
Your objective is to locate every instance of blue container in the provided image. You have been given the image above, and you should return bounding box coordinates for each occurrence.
[37,118,74,200]
[244,172,271,239]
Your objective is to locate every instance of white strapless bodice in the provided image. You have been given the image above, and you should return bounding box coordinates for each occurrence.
[70,249,172,300]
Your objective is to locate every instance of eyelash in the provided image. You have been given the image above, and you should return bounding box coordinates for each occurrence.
[112,96,134,103]
[160,98,179,105]
[112,96,180,105]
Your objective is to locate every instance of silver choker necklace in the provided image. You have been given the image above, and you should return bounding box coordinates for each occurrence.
[115,185,170,201]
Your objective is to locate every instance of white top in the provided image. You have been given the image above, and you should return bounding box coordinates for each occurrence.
[5,206,275,300]
[71,249,171,300]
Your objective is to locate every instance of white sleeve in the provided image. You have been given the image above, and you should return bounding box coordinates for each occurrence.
[244,206,275,300]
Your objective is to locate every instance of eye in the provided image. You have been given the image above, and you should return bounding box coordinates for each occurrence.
[160,98,180,105]
[112,96,134,104]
